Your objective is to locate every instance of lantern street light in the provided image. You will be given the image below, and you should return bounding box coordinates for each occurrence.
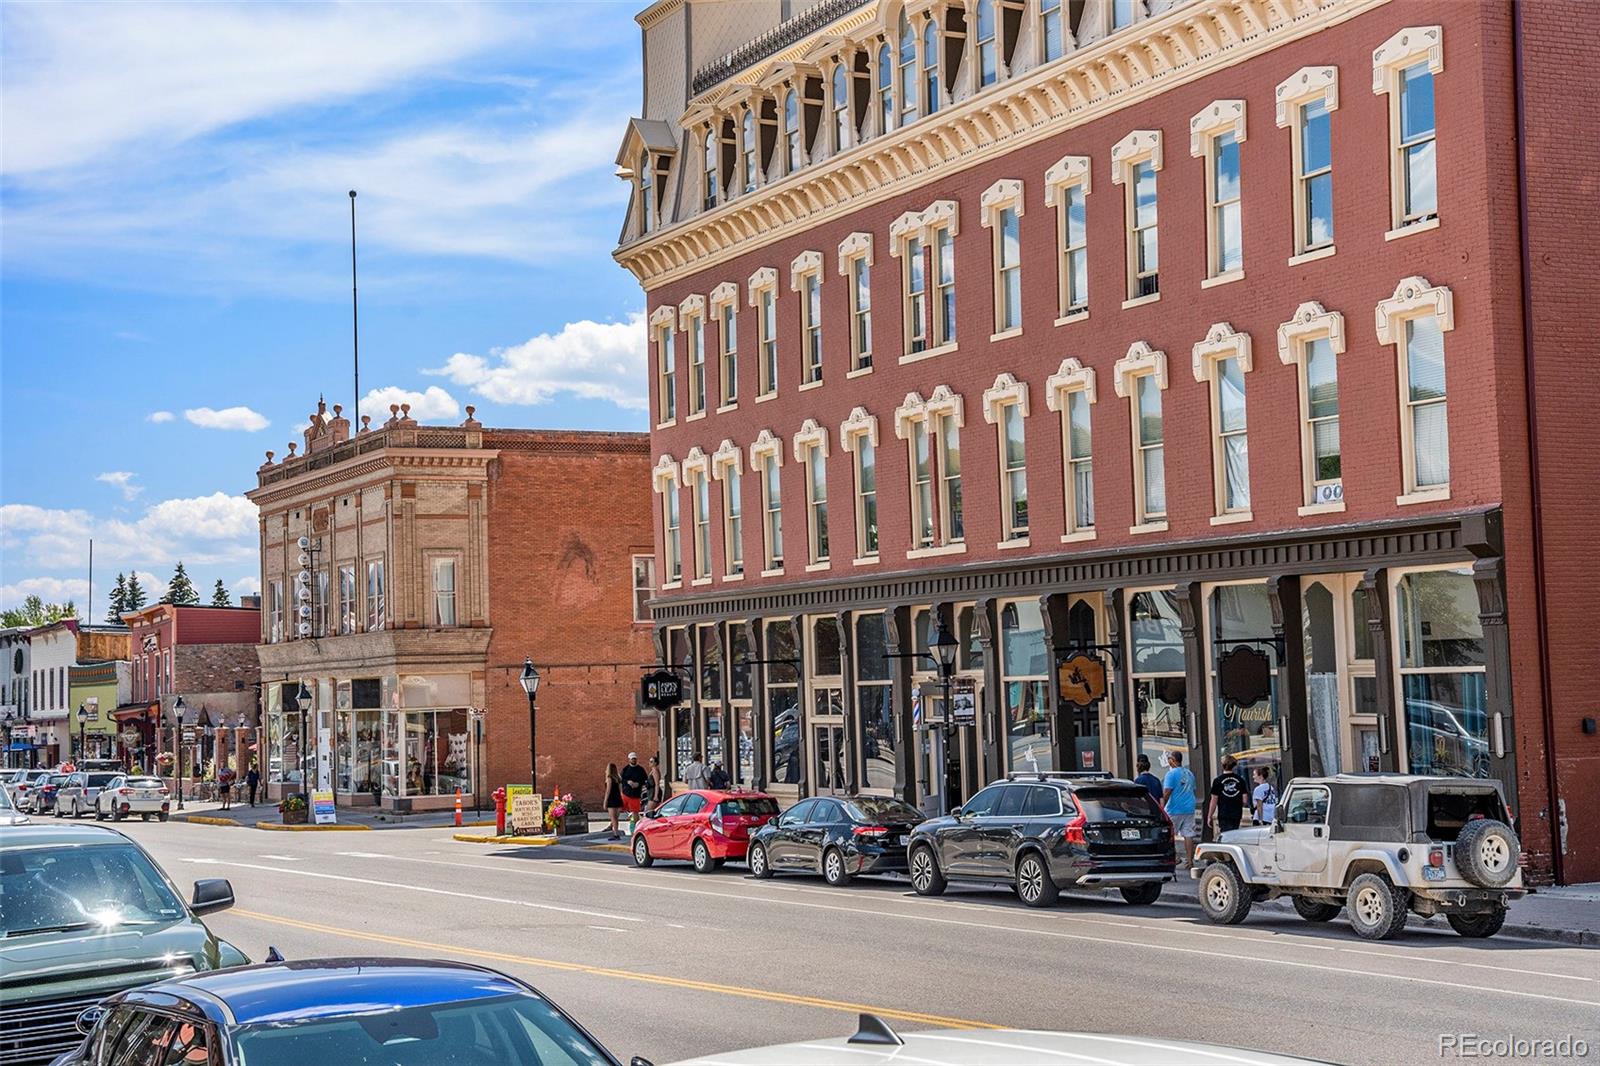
[296,682,313,796]
[76,704,88,762]
[519,659,541,790]
[929,617,961,817]
[173,696,188,811]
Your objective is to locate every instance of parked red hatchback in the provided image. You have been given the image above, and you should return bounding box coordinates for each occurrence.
[631,789,779,873]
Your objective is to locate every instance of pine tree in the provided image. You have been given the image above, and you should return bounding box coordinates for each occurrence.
[162,562,201,606]
[210,579,231,608]
[106,573,128,622]
[124,573,149,611]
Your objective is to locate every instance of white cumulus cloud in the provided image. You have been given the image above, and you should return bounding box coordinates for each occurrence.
[95,471,143,500]
[361,385,460,424]
[0,575,89,609]
[424,314,647,411]
[185,406,269,432]
[147,410,175,423]
[1,493,258,573]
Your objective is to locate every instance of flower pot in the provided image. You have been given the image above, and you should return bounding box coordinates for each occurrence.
[561,813,588,836]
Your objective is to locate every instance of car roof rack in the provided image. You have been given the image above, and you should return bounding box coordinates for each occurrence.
[1004,771,1112,781]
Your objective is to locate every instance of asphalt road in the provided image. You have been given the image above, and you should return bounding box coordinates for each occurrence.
[121,820,1599,1065]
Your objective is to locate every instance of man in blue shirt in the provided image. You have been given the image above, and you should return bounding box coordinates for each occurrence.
[1133,754,1163,803]
[1162,750,1198,865]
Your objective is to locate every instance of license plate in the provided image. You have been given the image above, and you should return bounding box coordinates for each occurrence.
[1423,865,1447,882]
[1121,828,1141,840]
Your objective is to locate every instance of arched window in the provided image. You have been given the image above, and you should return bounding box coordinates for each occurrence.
[923,19,941,116]
[976,0,998,87]
[898,13,919,123]
[784,89,801,171]
[877,43,894,134]
[741,110,756,193]
[1040,0,1064,61]
[832,65,850,152]
[702,129,717,210]
[638,150,653,232]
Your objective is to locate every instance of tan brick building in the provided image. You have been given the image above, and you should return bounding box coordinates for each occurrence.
[249,400,655,811]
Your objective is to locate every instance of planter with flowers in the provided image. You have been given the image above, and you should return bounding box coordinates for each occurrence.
[278,792,309,825]
[543,792,588,836]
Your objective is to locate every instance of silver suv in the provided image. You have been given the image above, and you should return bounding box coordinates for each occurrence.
[1192,774,1523,940]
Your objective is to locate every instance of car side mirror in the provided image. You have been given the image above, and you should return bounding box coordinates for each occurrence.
[191,878,235,914]
[76,1005,106,1035]
[951,806,965,818]
[630,1058,656,1066]
[1271,820,1285,834]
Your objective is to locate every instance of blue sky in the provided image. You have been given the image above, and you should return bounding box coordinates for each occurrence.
[1,1,652,621]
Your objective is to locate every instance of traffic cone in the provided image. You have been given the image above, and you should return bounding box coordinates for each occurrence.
[454,789,463,827]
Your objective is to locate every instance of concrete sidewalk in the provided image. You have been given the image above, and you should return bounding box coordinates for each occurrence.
[171,798,496,831]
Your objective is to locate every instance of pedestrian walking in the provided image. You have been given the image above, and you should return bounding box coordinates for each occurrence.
[619,752,648,832]
[1133,754,1163,803]
[707,761,730,790]
[1252,766,1278,825]
[218,772,232,812]
[1206,755,1250,837]
[245,763,260,806]
[603,763,624,838]
[1161,751,1199,866]
[646,754,665,806]
[683,750,709,791]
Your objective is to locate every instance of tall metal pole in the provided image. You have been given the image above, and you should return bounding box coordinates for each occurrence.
[87,538,93,625]
[349,190,360,428]
[527,691,538,791]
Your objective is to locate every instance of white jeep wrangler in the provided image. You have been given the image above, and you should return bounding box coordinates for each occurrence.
[1193,774,1523,940]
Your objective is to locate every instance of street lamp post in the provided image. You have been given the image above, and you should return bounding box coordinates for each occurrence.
[76,704,87,762]
[519,659,540,790]
[173,696,187,811]
[296,682,313,798]
[930,617,960,817]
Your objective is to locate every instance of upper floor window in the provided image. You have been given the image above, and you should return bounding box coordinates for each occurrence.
[1047,358,1097,537]
[1278,67,1338,258]
[432,557,457,626]
[750,435,784,571]
[741,111,757,194]
[1374,28,1442,233]
[1040,0,1064,62]
[1195,110,1244,279]
[712,286,739,407]
[976,0,998,88]
[896,388,965,551]
[338,564,356,635]
[798,433,830,566]
[898,13,919,124]
[1046,156,1090,318]
[753,274,778,397]
[982,180,1023,335]
[1112,0,1137,29]
[365,559,385,631]
[784,89,801,172]
[268,579,283,643]
[638,150,654,233]
[983,375,1030,543]
[1112,130,1162,303]
[932,224,955,346]
[631,555,655,622]
[1377,277,1455,501]
[1194,324,1252,521]
[684,305,706,416]
[713,447,745,578]
[840,233,873,372]
[653,313,677,423]
[1113,343,1168,530]
[832,64,850,153]
[922,19,941,116]
[315,568,330,636]
[1277,301,1346,512]
[877,44,894,134]
[903,233,927,355]
[654,459,683,585]
[691,468,712,581]
[841,410,880,561]
[792,251,823,386]
[702,130,718,210]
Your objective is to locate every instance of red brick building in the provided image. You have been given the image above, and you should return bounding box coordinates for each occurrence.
[615,0,1599,881]
[249,401,655,811]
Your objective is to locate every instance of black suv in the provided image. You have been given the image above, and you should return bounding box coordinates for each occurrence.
[907,772,1176,907]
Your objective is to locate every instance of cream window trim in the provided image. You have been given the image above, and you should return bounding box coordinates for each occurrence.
[677,293,707,330]
[924,382,964,426]
[1189,99,1246,158]
[681,444,710,482]
[1114,341,1168,528]
[747,267,778,301]
[1191,322,1254,519]
[1043,154,1091,202]
[839,406,880,452]
[648,305,677,330]
[837,231,874,273]
[980,371,1030,424]
[1045,357,1097,407]
[891,199,960,240]
[1111,340,1167,396]
[792,417,831,463]
[1377,276,1455,500]
[789,249,824,291]
[1046,155,1091,320]
[1109,129,1162,186]
[710,438,742,479]
[1191,101,1246,281]
[981,179,1025,335]
[709,282,740,309]
[1373,26,1443,231]
[748,428,784,470]
[1111,130,1161,302]
[979,178,1024,230]
[1277,301,1347,510]
[1275,66,1339,129]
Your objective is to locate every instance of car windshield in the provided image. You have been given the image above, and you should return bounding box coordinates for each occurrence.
[1074,789,1164,821]
[232,992,612,1066]
[844,798,924,823]
[718,798,778,816]
[0,843,187,937]
[85,773,120,788]
[126,777,165,790]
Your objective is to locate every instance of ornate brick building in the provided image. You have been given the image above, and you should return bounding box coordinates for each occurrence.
[615,0,1599,881]
[248,400,655,811]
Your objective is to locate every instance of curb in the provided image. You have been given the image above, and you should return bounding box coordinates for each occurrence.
[452,832,557,846]
[255,822,372,832]
[1157,883,1595,947]
[174,815,241,827]
[587,842,631,853]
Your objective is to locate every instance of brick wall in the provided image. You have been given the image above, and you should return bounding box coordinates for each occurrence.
[483,434,658,809]
[175,644,259,700]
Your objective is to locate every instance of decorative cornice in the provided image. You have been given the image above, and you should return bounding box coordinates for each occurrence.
[677,293,707,329]
[652,453,681,489]
[1045,358,1098,407]
[789,249,824,290]
[792,417,830,461]
[1113,341,1168,397]
[1375,276,1455,344]
[1275,65,1339,127]
[1189,98,1246,156]
[979,179,1025,230]
[1110,129,1163,182]
[649,304,678,329]
[1372,25,1442,93]
[1276,301,1346,365]
[749,428,784,467]
[709,281,740,307]
[747,266,778,301]
[1043,155,1092,204]
[615,0,1388,291]
[1191,321,1253,381]
[837,231,873,273]
[839,406,879,450]
[981,372,1030,423]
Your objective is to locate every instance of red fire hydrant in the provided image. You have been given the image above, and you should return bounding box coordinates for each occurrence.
[493,787,507,836]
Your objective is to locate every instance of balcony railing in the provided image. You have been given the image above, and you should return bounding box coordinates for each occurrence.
[691,0,869,97]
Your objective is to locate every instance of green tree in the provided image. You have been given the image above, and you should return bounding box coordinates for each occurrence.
[0,596,79,627]
[210,579,231,608]
[124,573,148,611]
[106,573,128,622]
[162,562,201,606]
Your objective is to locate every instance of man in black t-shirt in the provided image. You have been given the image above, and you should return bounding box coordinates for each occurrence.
[619,753,649,826]
[1207,755,1250,834]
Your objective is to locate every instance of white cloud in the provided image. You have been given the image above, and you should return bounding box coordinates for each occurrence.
[95,471,143,500]
[0,575,89,608]
[233,576,261,598]
[361,385,460,423]
[1,493,258,574]
[146,410,175,423]
[185,406,269,432]
[425,313,647,411]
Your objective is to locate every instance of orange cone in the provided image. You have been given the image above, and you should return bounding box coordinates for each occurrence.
[454,789,463,827]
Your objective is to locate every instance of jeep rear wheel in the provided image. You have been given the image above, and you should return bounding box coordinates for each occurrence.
[1454,818,1519,888]
[1292,896,1342,923]
[1447,910,1507,939]
[1198,863,1252,925]
[1346,872,1410,940]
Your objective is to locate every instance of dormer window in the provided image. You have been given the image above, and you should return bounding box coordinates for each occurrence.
[898,14,919,124]
[877,43,894,134]
[922,19,941,116]
[832,64,850,154]
[702,130,717,210]
[638,150,655,233]
[741,111,757,194]
[976,0,998,87]
[784,89,801,172]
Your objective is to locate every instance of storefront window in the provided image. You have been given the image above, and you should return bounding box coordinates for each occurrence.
[766,621,801,785]
[735,706,755,784]
[1130,590,1186,769]
[1397,570,1488,777]
[336,710,382,795]
[382,713,401,796]
[1302,581,1341,776]
[729,625,754,701]
[668,627,694,780]
[856,612,894,790]
[1001,600,1052,773]
[698,625,723,702]
[957,605,985,673]
[728,623,754,784]
[1211,584,1281,782]
[402,709,471,796]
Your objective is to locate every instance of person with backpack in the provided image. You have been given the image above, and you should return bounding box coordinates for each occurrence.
[1252,766,1279,825]
[1162,750,1199,866]
[1206,755,1250,837]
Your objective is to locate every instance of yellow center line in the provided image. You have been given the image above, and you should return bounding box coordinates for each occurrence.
[231,909,1002,1031]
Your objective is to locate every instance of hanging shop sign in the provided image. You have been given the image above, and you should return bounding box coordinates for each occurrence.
[1218,645,1273,707]
[640,669,685,711]
[1057,653,1108,708]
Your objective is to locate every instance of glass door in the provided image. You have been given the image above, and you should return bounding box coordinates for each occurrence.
[812,724,846,795]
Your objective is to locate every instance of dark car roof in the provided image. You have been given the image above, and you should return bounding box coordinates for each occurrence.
[134,959,535,1026]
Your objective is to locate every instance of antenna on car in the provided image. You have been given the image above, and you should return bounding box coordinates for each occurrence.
[848,1014,904,1046]
[265,946,285,963]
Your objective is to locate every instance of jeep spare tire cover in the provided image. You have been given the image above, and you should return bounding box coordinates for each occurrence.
[1454,818,1519,888]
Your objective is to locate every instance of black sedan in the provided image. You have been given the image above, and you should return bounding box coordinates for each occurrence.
[747,795,925,885]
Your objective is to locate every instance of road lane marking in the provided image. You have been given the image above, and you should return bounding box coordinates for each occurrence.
[180,858,645,925]
[258,855,300,862]
[319,849,1595,985]
[228,909,1002,1031]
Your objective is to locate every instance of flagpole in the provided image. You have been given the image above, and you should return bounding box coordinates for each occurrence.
[349,190,360,428]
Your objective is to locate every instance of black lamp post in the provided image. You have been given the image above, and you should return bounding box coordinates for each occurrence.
[76,704,87,762]
[930,617,960,816]
[519,659,540,790]
[173,696,187,811]
[296,682,313,796]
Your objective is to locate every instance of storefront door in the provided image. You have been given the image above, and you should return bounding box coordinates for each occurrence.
[812,724,846,795]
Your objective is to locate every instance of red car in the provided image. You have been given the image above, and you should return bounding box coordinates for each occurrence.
[630,789,779,873]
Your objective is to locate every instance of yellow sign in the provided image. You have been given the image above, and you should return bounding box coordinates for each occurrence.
[506,785,542,834]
